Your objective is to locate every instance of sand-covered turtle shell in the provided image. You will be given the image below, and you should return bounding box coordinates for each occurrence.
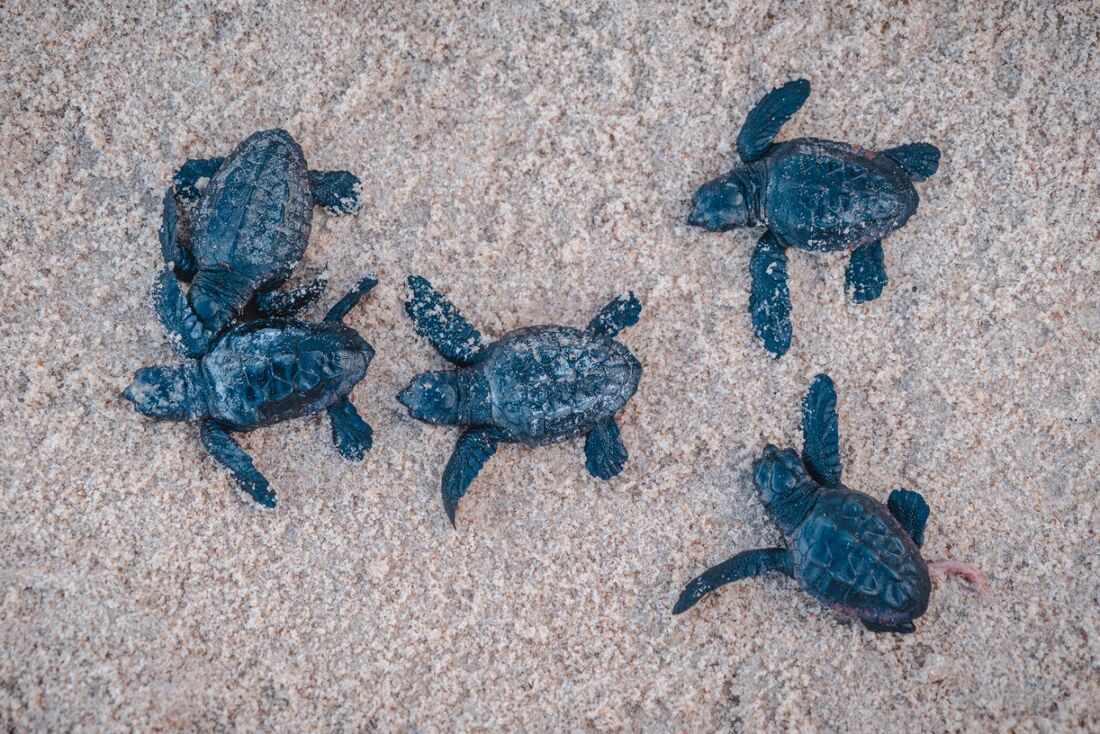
[481,326,641,444]
[763,138,918,252]
[188,129,313,291]
[790,488,931,627]
[201,318,372,431]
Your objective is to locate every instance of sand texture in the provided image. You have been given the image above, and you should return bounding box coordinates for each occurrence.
[2,2,1098,731]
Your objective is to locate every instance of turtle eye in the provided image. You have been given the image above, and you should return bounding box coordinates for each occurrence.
[725,184,745,207]
[436,384,458,410]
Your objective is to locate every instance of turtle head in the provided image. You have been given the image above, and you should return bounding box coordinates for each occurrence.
[687,171,751,232]
[398,370,462,425]
[189,268,256,333]
[123,364,205,421]
[398,369,492,426]
[752,444,819,534]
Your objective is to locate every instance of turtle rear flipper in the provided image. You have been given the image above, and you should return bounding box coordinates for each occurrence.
[327,397,373,461]
[153,267,213,358]
[736,78,811,163]
[877,143,940,182]
[256,278,328,317]
[584,417,627,480]
[748,231,792,358]
[587,292,641,338]
[801,373,843,488]
[672,548,792,615]
[442,428,500,527]
[308,170,362,214]
[405,275,487,365]
[845,241,888,304]
[159,187,196,280]
[200,420,275,507]
[887,489,930,548]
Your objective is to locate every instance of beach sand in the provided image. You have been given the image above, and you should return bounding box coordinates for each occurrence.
[2,2,1098,730]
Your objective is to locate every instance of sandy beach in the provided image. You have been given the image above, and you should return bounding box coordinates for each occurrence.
[2,2,1098,730]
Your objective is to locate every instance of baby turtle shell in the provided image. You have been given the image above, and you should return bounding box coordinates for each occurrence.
[483,326,641,444]
[788,471,931,629]
[201,318,372,432]
[761,139,919,253]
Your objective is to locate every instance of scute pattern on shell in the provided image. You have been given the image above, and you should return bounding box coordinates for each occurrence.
[189,130,313,289]
[483,326,641,443]
[791,489,930,624]
[765,139,918,252]
[202,319,372,431]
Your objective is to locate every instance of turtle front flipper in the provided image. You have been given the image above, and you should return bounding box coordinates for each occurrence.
[862,620,917,634]
[587,292,641,338]
[199,420,275,507]
[736,78,811,163]
[887,489,930,548]
[442,428,500,527]
[255,278,328,317]
[327,397,373,461]
[159,187,196,280]
[672,548,792,615]
[877,143,941,182]
[845,241,888,304]
[324,276,377,323]
[173,157,225,200]
[748,231,792,358]
[405,275,487,365]
[308,170,362,214]
[584,417,628,479]
[153,267,213,358]
[801,373,843,488]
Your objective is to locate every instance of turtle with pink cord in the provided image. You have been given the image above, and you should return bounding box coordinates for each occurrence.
[673,373,985,633]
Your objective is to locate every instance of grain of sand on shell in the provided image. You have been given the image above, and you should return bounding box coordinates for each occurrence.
[2,3,1098,731]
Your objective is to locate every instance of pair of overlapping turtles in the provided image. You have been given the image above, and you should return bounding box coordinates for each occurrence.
[124,80,982,633]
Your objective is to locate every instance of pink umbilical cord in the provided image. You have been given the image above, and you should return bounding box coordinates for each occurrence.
[928,559,988,599]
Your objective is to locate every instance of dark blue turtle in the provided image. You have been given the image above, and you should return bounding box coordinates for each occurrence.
[397,276,642,527]
[687,79,941,357]
[672,374,985,633]
[124,277,378,507]
[156,128,362,357]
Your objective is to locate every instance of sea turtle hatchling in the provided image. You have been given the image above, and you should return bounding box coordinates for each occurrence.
[687,79,941,357]
[156,128,362,357]
[124,277,378,507]
[397,275,643,527]
[672,374,985,633]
